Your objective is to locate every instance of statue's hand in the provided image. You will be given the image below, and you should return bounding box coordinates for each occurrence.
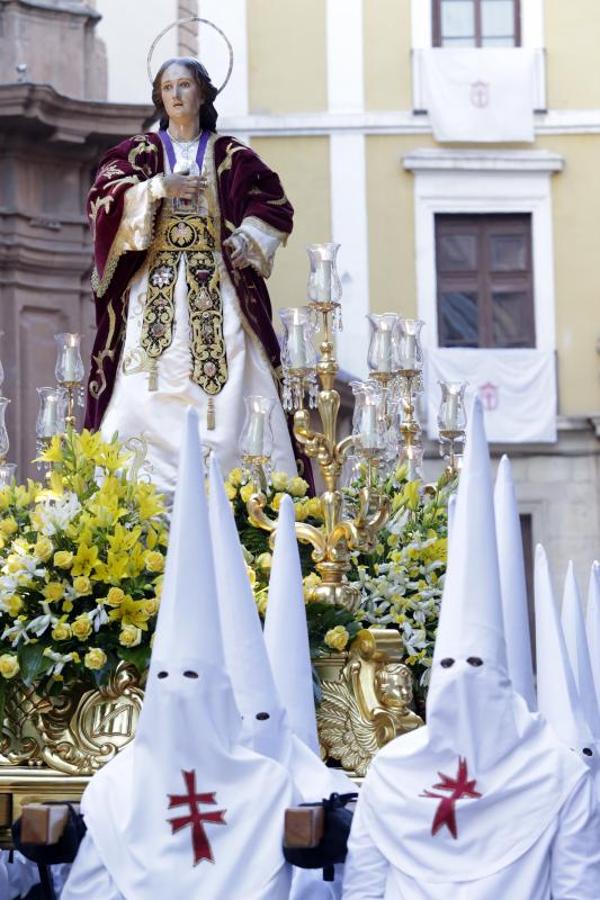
[223,232,250,269]
[162,174,204,200]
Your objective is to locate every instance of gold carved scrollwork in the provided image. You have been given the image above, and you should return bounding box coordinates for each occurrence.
[315,629,423,777]
[0,664,143,776]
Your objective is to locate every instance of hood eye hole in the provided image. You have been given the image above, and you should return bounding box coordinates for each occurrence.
[440,658,454,669]
[256,712,270,721]
[467,657,484,667]
[183,670,198,679]
[583,747,593,757]
[157,671,169,679]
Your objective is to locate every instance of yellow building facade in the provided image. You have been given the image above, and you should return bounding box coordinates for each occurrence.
[69,0,600,583]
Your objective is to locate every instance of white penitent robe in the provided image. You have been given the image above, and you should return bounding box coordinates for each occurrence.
[100,133,296,496]
[343,740,600,900]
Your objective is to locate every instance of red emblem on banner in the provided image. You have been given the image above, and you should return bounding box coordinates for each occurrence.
[420,757,482,839]
[478,381,499,411]
[167,770,227,865]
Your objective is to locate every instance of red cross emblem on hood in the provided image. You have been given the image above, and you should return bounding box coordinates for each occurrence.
[420,757,482,839]
[167,770,227,865]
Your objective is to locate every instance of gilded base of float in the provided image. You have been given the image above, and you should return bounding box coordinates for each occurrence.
[0,631,423,842]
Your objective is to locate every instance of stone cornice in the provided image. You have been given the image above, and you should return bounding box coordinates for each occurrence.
[403,148,564,174]
[0,83,152,145]
[1,0,100,21]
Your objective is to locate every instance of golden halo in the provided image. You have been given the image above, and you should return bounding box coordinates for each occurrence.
[146,17,234,94]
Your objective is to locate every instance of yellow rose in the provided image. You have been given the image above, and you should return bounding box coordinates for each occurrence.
[51,622,72,641]
[34,536,53,561]
[73,576,92,596]
[72,615,92,641]
[224,482,237,501]
[53,551,73,569]
[144,551,164,573]
[271,472,288,492]
[84,648,107,671]
[256,590,268,617]
[255,552,272,571]
[239,483,254,504]
[43,582,65,602]
[0,517,18,536]
[142,598,158,616]
[303,572,322,603]
[294,501,308,522]
[105,587,125,607]
[119,624,142,647]
[307,497,323,519]
[228,467,243,487]
[3,595,23,617]
[0,654,20,679]
[324,625,350,652]
[270,492,285,512]
[287,476,308,498]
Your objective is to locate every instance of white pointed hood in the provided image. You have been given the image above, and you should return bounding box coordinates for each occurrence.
[79,410,294,900]
[535,546,598,782]
[586,561,600,712]
[208,454,289,760]
[348,399,586,884]
[264,494,320,755]
[208,460,352,803]
[493,455,536,711]
[561,562,600,739]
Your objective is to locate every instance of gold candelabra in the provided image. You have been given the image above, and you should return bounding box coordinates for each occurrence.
[247,298,390,612]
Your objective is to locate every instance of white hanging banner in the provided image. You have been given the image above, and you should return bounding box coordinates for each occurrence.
[426,348,557,443]
[420,49,536,143]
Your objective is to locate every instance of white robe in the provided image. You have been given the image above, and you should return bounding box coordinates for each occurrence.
[342,770,600,899]
[100,133,296,496]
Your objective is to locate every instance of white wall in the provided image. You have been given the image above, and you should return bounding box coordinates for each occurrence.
[95,0,178,104]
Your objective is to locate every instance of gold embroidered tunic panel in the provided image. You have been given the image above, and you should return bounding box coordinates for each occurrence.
[141,205,228,395]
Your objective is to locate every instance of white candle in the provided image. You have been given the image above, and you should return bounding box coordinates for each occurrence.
[378,329,392,373]
[361,403,379,449]
[245,410,266,456]
[315,260,332,302]
[288,322,309,368]
[40,395,58,437]
[61,347,81,382]
[445,393,459,430]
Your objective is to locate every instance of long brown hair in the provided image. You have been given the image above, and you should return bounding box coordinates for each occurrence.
[151,57,218,133]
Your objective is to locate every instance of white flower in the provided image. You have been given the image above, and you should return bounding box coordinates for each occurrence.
[42,649,77,677]
[28,601,59,637]
[2,620,31,647]
[90,604,109,632]
[36,492,81,536]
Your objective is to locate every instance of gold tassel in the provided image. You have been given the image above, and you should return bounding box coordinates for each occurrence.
[207,398,215,431]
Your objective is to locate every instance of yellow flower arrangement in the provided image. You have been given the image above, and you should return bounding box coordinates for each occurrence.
[0,429,168,701]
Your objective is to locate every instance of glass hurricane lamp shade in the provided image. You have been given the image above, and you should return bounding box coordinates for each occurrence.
[239,395,275,460]
[367,313,401,376]
[306,243,342,308]
[0,463,16,487]
[437,381,468,433]
[396,318,425,374]
[279,307,318,373]
[351,381,386,454]
[54,333,85,385]
[0,331,4,389]
[0,397,9,461]
[36,387,66,439]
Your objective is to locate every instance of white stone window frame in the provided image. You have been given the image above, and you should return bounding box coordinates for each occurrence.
[410,0,547,111]
[403,149,563,353]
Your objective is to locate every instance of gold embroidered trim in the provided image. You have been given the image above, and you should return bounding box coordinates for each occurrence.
[89,297,120,400]
[266,192,290,208]
[241,215,289,246]
[216,140,245,178]
[141,207,228,395]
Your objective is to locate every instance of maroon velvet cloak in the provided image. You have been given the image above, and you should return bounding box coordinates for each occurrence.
[85,131,312,483]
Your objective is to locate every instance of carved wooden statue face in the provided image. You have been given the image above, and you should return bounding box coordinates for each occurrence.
[160,62,204,127]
